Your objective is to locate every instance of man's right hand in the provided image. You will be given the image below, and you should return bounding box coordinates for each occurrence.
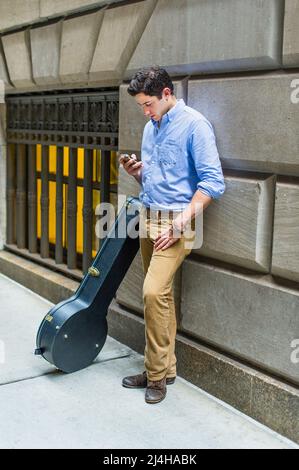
[119,153,143,178]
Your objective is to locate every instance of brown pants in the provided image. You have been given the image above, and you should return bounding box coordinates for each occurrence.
[139,205,194,381]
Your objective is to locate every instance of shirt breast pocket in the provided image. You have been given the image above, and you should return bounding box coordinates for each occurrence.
[158,139,183,170]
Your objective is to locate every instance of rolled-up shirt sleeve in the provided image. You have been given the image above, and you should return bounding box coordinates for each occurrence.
[189,119,225,199]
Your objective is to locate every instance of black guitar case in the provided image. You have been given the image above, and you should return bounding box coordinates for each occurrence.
[35,196,142,373]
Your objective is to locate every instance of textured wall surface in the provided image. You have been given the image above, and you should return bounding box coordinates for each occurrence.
[0,0,40,31]
[283,0,299,66]
[89,1,156,85]
[2,31,35,88]
[31,22,62,85]
[188,75,299,176]
[0,101,6,250]
[60,10,104,84]
[181,260,299,385]
[195,175,275,272]
[0,1,125,31]
[0,1,157,92]
[126,0,284,76]
[272,182,299,283]
[0,46,12,90]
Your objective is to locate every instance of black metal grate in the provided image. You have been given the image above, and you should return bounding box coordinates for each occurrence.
[6,90,119,276]
[6,90,119,149]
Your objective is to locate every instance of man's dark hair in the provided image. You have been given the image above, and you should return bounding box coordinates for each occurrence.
[127,66,174,98]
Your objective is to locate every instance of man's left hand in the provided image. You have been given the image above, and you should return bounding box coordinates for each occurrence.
[154,225,180,251]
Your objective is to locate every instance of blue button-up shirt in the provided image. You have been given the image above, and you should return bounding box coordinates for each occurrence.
[139,99,225,211]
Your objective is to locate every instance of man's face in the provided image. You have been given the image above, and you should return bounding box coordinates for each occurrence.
[134,90,170,121]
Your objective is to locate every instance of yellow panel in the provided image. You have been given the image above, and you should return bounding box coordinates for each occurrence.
[63,147,69,176]
[37,179,41,238]
[92,150,118,184]
[76,186,83,254]
[96,150,101,183]
[110,150,118,184]
[49,181,56,244]
[77,148,84,179]
[64,184,68,248]
[36,144,41,172]
[49,146,57,173]
[63,184,67,248]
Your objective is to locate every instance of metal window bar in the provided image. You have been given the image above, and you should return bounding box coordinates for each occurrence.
[83,149,93,275]
[28,144,37,253]
[67,147,77,270]
[40,145,49,258]
[16,144,27,249]
[6,143,16,245]
[55,146,64,264]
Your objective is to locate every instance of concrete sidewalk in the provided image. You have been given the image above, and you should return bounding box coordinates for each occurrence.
[0,273,297,449]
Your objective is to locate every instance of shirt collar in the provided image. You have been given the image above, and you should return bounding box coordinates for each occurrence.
[151,99,186,128]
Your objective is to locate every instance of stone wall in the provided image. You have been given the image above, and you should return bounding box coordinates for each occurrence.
[0,0,157,92]
[0,82,5,251]
[0,1,126,31]
[0,0,298,387]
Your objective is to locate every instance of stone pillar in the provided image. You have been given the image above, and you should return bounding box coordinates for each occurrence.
[0,80,6,249]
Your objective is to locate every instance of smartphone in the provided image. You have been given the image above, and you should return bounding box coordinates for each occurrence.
[119,153,134,164]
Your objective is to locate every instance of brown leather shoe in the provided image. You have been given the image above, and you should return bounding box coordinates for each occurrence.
[145,376,167,404]
[122,371,147,388]
[122,371,176,389]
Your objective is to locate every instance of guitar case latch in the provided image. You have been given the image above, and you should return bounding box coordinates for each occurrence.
[88,267,100,277]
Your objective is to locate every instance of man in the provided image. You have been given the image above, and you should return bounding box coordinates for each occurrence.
[119,66,225,404]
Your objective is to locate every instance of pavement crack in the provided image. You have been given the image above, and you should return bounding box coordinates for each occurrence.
[0,353,134,387]
[0,370,56,387]
[94,353,133,365]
